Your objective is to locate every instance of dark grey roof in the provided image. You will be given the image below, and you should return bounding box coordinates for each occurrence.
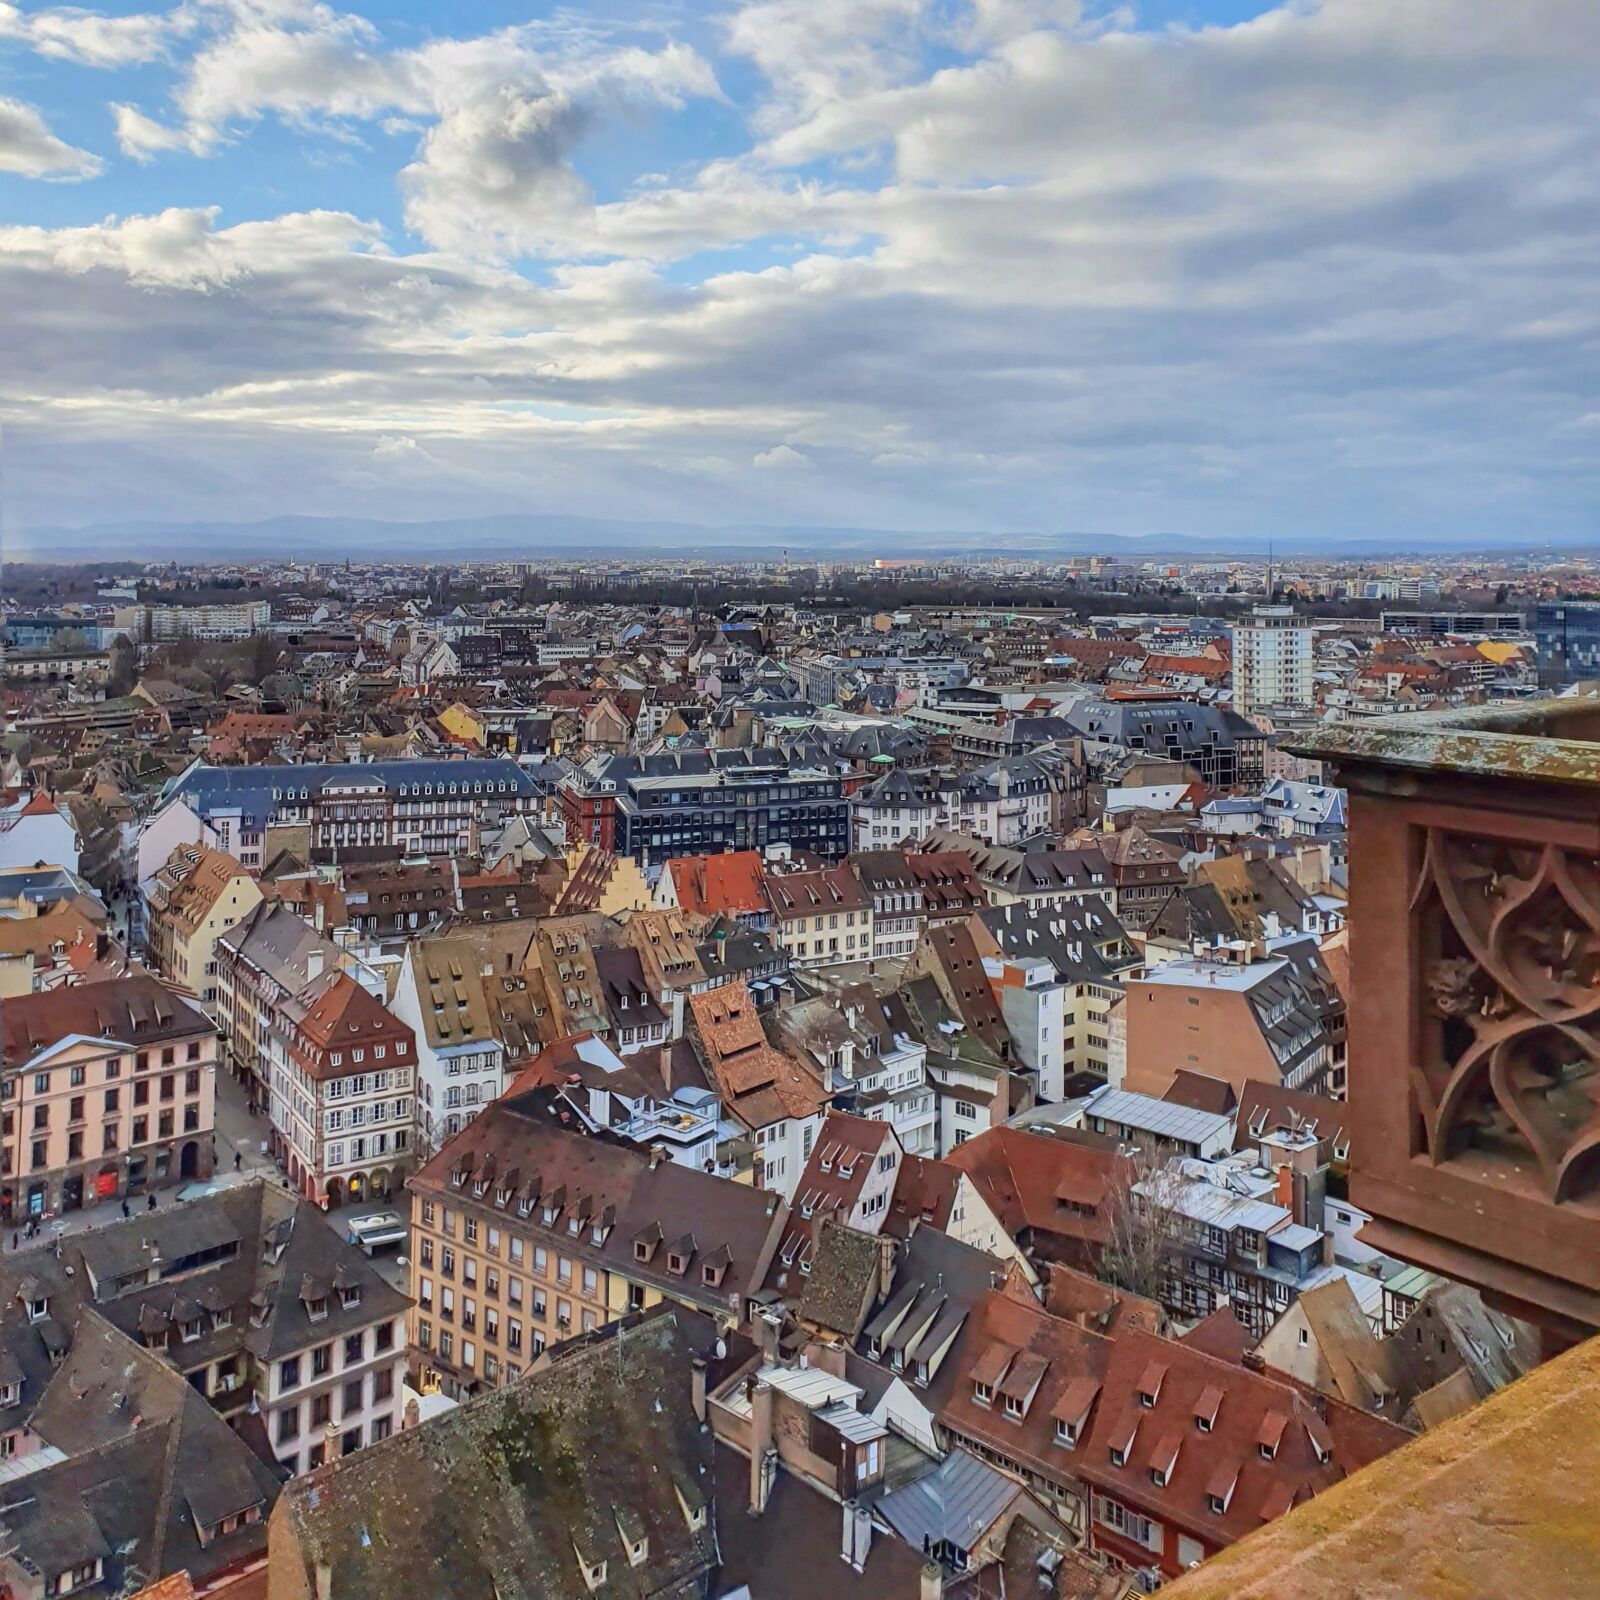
[162,757,538,827]
[979,897,1137,985]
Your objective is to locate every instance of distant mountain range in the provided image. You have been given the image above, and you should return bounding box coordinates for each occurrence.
[5,512,1593,563]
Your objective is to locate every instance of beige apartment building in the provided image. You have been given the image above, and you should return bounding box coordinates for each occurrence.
[146,841,264,1009]
[408,1096,786,1397]
[0,973,217,1220]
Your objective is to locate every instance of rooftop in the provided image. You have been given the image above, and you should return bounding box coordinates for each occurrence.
[1160,1332,1600,1600]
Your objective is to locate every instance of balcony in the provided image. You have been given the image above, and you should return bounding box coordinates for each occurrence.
[1292,699,1600,1337]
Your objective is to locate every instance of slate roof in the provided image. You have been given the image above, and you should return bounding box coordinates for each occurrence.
[275,1310,718,1600]
[6,1180,406,1375]
[978,897,1136,985]
[0,1312,280,1597]
[162,758,538,828]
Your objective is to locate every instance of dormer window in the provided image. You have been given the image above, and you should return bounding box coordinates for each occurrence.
[308,1297,329,1323]
[667,1253,685,1274]
[1003,1394,1024,1419]
[182,1318,203,1343]
[627,1539,648,1568]
[496,1186,511,1207]
[341,1285,362,1310]
[26,1296,48,1323]
[582,1561,607,1591]
[973,1380,992,1408]
[1206,1493,1226,1515]
[1055,1419,1077,1446]
[634,1240,652,1263]
[0,1382,20,1408]
[1109,1444,1128,1468]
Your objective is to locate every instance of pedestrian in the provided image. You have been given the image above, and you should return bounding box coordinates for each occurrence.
[120,1199,131,1220]
[9,1232,16,1252]
[147,1192,157,1212]
[235,1151,242,1171]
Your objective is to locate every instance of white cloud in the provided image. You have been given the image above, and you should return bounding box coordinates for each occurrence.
[753,443,809,468]
[0,95,100,178]
[0,0,192,67]
[112,102,208,159]
[1,0,1599,541]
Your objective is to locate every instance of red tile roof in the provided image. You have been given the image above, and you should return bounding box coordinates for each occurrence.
[667,851,768,917]
[940,1291,1409,1570]
[943,1125,1120,1253]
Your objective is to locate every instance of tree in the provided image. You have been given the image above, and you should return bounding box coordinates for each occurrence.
[1099,1143,1189,1307]
[260,671,304,707]
[107,634,137,696]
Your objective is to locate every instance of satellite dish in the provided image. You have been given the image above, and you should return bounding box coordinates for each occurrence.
[715,1337,727,1359]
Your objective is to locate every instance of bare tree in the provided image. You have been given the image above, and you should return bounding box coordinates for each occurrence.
[1099,1143,1189,1307]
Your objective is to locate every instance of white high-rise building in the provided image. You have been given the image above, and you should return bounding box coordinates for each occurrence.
[1232,605,1313,715]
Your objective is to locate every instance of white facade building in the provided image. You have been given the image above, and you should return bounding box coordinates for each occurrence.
[1232,605,1314,715]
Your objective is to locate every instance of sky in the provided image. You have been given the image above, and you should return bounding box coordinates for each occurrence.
[0,0,1598,545]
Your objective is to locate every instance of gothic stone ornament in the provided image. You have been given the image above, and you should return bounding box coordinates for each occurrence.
[1410,830,1600,1202]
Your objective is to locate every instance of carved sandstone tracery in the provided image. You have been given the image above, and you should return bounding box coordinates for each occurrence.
[1413,830,1600,1203]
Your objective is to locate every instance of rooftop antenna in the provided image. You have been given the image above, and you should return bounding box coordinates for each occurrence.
[1266,536,1274,603]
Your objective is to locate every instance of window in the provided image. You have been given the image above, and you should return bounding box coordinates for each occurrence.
[973,1381,992,1408]
[276,1404,300,1443]
[312,1344,333,1378]
[278,1356,301,1390]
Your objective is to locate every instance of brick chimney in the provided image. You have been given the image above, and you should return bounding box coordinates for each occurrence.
[749,1379,776,1515]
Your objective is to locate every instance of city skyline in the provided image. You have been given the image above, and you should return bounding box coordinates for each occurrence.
[1,0,1597,544]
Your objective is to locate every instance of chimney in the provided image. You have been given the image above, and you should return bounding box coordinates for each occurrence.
[749,1380,776,1515]
[306,948,325,982]
[842,1500,874,1572]
[876,1235,896,1302]
[921,1561,944,1600]
[649,1143,667,1170]
[691,1356,708,1424]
